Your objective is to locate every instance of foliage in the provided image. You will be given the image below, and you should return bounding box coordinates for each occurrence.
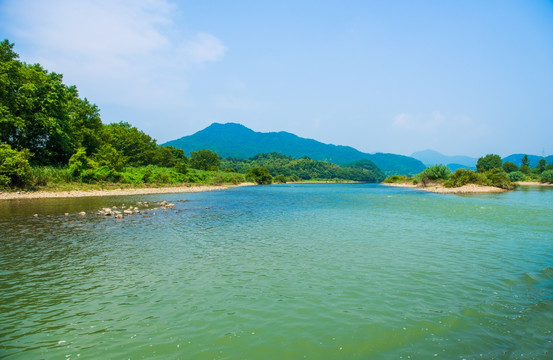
[476,154,502,173]
[247,167,273,184]
[541,170,553,183]
[502,161,518,173]
[68,147,97,179]
[536,158,546,174]
[274,174,287,183]
[221,153,384,183]
[190,149,220,171]
[0,143,33,188]
[1,40,102,165]
[485,168,514,189]
[421,164,451,181]
[93,144,126,171]
[383,175,410,183]
[444,168,514,189]
[507,171,526,182]
[444,169,489,188]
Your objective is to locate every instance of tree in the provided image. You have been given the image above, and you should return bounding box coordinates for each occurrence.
[502,161,518,173]
[247,167,273,184]
[1,40,102,165]
[520,154,530,174]
[0,143,32,189]
[190,149,220,171]
[476,154,502,172]
[101,122,158,167]
[536,158,546,174]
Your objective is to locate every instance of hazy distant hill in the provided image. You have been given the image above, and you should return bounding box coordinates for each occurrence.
[502,154,553,167]
[411,150,553,171]
[164,123,425,175]
[411,150,477,168]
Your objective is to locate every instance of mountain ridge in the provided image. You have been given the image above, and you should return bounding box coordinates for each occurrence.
[164,123,426,175]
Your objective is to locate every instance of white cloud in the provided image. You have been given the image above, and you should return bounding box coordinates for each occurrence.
[3,0,227,110]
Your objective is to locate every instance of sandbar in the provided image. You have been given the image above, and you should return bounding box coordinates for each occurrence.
[0,183,256,200]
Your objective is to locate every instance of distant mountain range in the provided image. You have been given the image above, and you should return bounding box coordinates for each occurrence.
[164,123,426,175]
[411,149,553,170]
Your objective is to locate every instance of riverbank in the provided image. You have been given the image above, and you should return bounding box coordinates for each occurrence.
[0,183,256,200]
[381,182,509,194]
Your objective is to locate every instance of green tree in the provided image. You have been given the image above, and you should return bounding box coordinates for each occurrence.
[520,154,530,174]
[421,164,451,181]
[93,144,126,171]
[536,158,546,174]
[68,147,97,179]
[541,170,553,183]
[1,40,102,165]
[476,154,502,173]
[101,122,158,167]
[502,161,518,173]
[247,167,273,184]
[190,149,220,171]
[0,143,32,188]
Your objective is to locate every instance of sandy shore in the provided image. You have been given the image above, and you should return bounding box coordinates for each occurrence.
[381,182,508,194]
[0,183,256,200]
[516,181,553,187]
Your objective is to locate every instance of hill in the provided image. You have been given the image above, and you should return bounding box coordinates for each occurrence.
[411,150,477,168]
[502,154,553,168]
[164,123,426,175]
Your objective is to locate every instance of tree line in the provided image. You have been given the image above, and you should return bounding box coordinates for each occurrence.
[384,153,553,188]
[1,40,386,189]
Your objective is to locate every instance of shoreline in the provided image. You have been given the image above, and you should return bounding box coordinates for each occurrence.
[381,182,508,194]
[0,183,256,200]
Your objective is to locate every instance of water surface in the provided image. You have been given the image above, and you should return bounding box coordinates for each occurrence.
[1,184,552,359]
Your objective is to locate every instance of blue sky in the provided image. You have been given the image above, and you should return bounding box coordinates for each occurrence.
[1,0,552,157]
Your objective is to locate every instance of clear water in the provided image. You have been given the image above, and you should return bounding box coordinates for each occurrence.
[1,184,552,359]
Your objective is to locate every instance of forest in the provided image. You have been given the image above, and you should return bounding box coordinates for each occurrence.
[0,40,385,190]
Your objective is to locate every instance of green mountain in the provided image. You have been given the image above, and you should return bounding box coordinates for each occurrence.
[164,123,425,175]
[502,154,553,168]
[411,149,477,168]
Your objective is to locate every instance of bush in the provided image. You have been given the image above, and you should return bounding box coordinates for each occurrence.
[508,171,526,182]
[68,148,97,179]
[502,161,518,173]
[485,168,514,189]
[421,164,451,181]
[0,144,33,189]
[274,174,287,183]
[247,167,273,184]
[541,170,553,183]
[383,174,409,183]
[444,169,487,188]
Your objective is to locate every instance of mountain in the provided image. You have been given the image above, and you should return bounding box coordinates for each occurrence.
[411,150,477,168]
[164,123,426,175]
[502,154,553,168]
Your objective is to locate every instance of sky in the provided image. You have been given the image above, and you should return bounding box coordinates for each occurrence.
[1,0,553,157]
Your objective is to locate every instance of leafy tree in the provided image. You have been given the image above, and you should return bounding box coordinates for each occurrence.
[190,149,220,171]
[68,147,97,179]
[541,170,553,183]
[247,167,273,184]
[93,144,126,171]
[502,161,518,173]
[1,40,102,165]
[274,174,287,183]
[521,154,530,167]
[101,122,158,167]
[536,158,546,174]
[508,171,526,182]
[0,143,32,188]
[476,154,502,173]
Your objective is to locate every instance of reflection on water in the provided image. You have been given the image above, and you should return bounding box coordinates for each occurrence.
[1,184,553,359]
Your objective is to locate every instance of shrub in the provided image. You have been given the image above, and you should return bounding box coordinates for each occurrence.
[444,169,487,188]
[0,144,33,189]
[383,174,409,183]
[502,161,518,173]
[421,164,451,181]
[508,171,526,182]
[541,170,553,183]
[69,148,97,179]
[274,174,287,183]
[485,168,514,189]
[247,167,273,184]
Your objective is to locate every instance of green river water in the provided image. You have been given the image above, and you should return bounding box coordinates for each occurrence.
[1,184,552,359]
